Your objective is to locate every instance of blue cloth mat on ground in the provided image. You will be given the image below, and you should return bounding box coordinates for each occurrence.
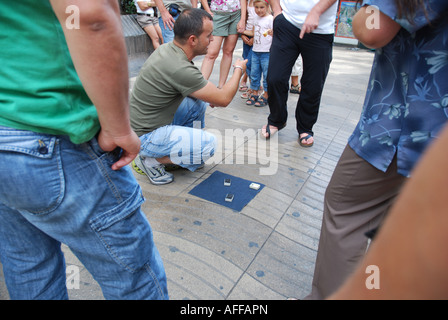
[188,171,265,212]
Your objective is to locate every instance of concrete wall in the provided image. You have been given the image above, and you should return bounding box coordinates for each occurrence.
[121,14,154,58]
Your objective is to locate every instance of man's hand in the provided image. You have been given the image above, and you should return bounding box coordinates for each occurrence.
[98,129,141,170]
[300,10,320,39]
[161,10,175,30]
[299,0,338,39]
[233,58,248,74]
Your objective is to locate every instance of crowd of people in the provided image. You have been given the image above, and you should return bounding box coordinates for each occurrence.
[1,0,448,300]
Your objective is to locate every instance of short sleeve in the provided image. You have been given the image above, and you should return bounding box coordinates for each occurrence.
[172,63,208,98]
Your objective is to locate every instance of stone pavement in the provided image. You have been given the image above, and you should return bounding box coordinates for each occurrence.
[0,40,374,300]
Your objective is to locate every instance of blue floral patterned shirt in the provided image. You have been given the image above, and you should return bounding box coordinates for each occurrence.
[348,0,448,177]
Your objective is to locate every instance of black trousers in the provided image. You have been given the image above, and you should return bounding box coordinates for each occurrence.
[267,14,334,136]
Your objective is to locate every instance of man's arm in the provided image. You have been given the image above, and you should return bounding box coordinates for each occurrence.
[352,5,401,49]
[300,0,338,38]
[191,59,247,107]
[50,0,140,170]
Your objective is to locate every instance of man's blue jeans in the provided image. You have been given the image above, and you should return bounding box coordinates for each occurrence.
[139,97,216,171]
[0,126,168,300]
[158,14,179,43]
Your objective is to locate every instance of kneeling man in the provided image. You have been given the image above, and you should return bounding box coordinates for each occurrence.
[130,8,246,184]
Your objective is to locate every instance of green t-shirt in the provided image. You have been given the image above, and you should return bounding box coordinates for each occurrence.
[0,2,99,144]
[130,42,208,136]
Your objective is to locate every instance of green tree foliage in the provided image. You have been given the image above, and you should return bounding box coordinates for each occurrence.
[119,0,137,14]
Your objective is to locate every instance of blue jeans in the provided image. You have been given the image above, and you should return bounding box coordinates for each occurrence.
[158,15,179,43]
[250,51,269,91]
[139,97,216,171]
[0,126,168,300]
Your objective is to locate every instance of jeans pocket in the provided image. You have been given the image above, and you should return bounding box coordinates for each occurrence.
[89,187,150,273]
[0,132,65,215]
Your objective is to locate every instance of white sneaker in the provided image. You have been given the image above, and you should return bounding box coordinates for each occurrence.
[133,156,174,185]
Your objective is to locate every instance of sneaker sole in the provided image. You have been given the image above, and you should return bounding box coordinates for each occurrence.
[132,160,146,175]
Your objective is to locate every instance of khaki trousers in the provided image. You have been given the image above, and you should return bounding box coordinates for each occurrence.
[306,145,406,299]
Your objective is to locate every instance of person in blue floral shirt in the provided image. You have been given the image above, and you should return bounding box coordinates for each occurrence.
[306,0,448,299]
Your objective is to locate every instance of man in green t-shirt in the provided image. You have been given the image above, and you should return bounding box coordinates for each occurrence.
[130,8,246,185]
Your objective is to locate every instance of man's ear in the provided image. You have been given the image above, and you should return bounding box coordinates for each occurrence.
[188,34,197,46]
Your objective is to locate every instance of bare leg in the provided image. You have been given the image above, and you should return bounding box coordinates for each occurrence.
[218,34,239,88]
[144,25,161,49]
[155,24,164,44]
[291,75,299,87]
[201,36,224,80]
[156,155,172,164]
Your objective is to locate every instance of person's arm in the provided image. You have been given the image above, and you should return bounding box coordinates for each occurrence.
[241,33,254,46]
[270,0,282,18]
[200,0,213,16]
[329,124,448,299]
[137,0,156,10]
[191,59,247,107]
[50,0,140,170]
[243,30,254,36]
[299,0,338,38]
[237,0,247,33]
[352,4,401,49]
